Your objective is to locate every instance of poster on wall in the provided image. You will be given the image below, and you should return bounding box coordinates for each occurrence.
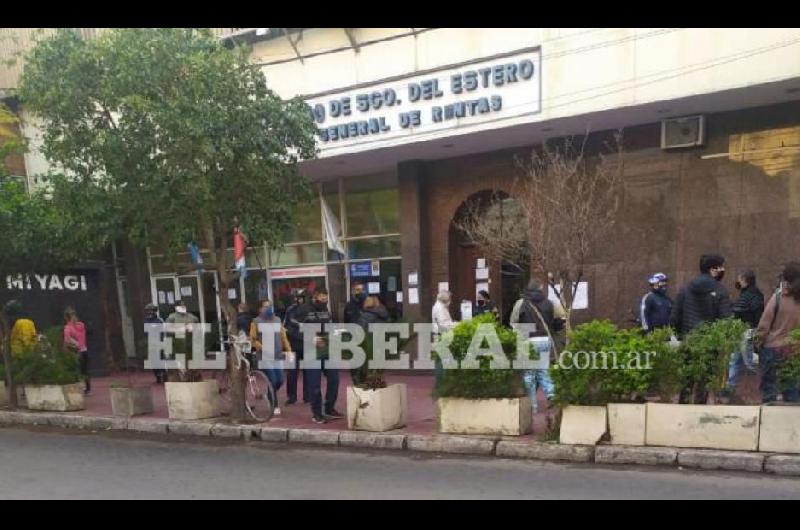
[368,282,381,294]
[371,260,381,276]
[438,282,449,293]
[548,282,589,310]
[166,292,175,305]
[460,301,473,321]
[228,288,237,300]
[408,271,418,286]
[158,291,166,304]
[387,276,397,292]
[476,282,489,299]
[477,258,486,269]
[396,291,403,303]
[180,286,192,297]
[475,268,489,280]
[408,288,419,305]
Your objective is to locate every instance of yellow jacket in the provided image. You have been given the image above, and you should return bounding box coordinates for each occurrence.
[10,319,37,356]
[249,318,291,354]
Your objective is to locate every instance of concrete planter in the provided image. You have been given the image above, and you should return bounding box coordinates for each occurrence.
[560,405,608,445]
[645,403,760,451]
[24,383,84,412]
[0,382,26,408]
[110,386,155,418]
[437,396,532,436]
[165,381,220,421]
[608,403,647,446]
[758,405,800,454]
[346,384,407,432]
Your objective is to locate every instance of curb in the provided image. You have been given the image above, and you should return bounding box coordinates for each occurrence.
[2,410,800,477]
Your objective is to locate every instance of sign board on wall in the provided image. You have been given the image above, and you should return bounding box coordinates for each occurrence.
[270,266,327,280]
[305,49,541,156]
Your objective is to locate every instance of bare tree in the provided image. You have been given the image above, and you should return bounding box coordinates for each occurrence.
[454,132,625,336]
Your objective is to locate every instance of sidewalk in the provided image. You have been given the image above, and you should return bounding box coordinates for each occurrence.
[80,370,554,437]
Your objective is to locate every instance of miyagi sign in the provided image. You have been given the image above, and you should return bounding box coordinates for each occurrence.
[5,273,89,292]
[305,48,541,156]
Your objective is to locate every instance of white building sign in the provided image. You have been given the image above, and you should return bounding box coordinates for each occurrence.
[305,49,541,155]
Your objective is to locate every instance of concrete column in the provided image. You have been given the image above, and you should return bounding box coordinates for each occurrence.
[398,160,429,324]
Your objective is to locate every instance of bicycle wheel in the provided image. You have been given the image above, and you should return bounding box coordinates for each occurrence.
[245,370,275,423]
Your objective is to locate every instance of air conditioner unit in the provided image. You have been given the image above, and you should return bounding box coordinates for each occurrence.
[661,115,705,149]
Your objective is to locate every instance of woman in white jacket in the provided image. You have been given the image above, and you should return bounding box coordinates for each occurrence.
[432,291,456,335]
[432,291,455,385]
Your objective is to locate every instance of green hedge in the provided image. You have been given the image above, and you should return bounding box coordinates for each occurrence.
[551,321,682,406]
[14,337,81,386]
[433,313,527,399]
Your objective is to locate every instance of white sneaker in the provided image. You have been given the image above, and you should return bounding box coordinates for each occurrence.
[273,407,282,416]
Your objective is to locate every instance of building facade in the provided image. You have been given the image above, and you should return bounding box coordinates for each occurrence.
[5,28,800,363]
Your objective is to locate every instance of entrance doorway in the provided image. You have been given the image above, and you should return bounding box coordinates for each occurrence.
[448,190,528,323]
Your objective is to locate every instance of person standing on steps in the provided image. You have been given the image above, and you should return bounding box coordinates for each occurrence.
[293,288,342,424]
[283,288,309,406]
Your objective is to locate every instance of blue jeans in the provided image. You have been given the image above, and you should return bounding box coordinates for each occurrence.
[726,350,756,391]
[261,368,284,409]
[523,369,555,412]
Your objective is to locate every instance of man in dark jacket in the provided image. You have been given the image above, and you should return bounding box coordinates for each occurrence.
[144,303,167,384]
[283,289,309,406]
[640,273,673,333]
[344,282,366,324]
[672,254,732,403]
[510,280,562,412]
[670,254,732,338]
[724,270,765,397]
[354,295,391,385]
[293,288,341,424]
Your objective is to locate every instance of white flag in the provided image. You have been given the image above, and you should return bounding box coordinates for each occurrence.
[321,196,346,256]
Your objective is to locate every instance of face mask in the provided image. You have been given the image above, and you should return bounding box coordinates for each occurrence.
[655,287,668,295]
[355,292,366,303]
[314,300,328,309]
[176,306,187,314]
[478,300,486,307]
[261,307,274,319]
[715,270,726,281]
[734,280,743,290]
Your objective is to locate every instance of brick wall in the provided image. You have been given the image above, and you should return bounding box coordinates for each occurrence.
[418,100,800,326]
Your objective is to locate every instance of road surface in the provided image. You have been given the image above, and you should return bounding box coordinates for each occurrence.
[0,426,797,499]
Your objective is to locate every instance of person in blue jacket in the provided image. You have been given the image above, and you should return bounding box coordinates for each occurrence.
[640,273,673,333]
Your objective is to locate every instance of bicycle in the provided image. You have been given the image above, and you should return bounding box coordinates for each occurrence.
[216,336,275,422]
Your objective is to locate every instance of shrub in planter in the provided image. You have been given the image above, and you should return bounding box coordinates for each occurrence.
[777,329,800,395]
[15,338,84,411]
[433,313,531,435]
[680,317,748,403]
[550,321,681,445]
[347,325,414,432]
[550,321,680,407]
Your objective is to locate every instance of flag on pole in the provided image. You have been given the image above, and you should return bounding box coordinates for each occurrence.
[321,196,346,256]
[188,242,203,273]
[234,227,247,279]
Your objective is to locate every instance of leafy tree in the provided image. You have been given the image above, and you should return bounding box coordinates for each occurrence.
[19,29,317,420]
[1,104,107,408]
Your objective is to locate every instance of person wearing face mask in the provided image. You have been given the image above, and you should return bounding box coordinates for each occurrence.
[474,290,497,318]
[640,273,673,333]
[144,303,168,384]
[756,262,800,404]
[344,282,367,384]
[283,289,309,406]
[672,254,732,403]
[294,289,341,424]
[721,270,765,401]
[250,300,290,416]
[671,254,732,338]
[344,282,367,325]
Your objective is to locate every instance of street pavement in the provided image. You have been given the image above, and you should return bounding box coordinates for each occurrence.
[0,427,797,499]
